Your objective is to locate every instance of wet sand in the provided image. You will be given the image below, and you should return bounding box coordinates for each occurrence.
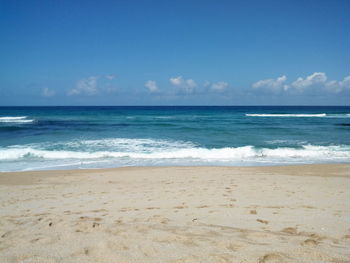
[0,164,350,262]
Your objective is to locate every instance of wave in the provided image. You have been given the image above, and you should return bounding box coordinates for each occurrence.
[0,116,27,120]
[0,119,34,123]
[1,144,349,163]
[42,138,196,153]
[0,116,34,123]
[246,113,350,118]
[246,113,327,117]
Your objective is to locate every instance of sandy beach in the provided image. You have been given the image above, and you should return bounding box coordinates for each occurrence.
[0,164,349,262]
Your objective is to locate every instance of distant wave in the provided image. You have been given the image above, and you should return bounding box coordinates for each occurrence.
[0,116,27,120]
[246,113,350,118]
[246,113,327,117]
[0,116,34,123]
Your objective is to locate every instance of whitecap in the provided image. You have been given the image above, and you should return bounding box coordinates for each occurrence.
[0,116,27,120]
[246,113,327,117]
[0,116,34,123]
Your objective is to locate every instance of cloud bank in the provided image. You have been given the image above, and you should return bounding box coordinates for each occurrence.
[68,76,99,96]
[207,81,229,92]
[252,75,288,94]
[64,72,349,103]
[252,72,350,94]
[169,76,197,94]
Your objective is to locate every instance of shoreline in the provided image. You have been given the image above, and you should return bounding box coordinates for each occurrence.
[1,162,350,173]
[1,164,349,262]
[1,163,350,180]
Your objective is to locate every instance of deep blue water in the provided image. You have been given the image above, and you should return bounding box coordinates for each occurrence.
[0,106,350,171]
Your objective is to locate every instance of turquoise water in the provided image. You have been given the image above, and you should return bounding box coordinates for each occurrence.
[1,106,350,171]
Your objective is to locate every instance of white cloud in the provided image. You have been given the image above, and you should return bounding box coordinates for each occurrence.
[68,76,99,96]
[291,72,327,91]
[105,74,116,80]
[325,75,350,93]
[169,76,197,94]
[186,79,197,89]
[252,72,350,94]
[41,87,55,97]
[169,76,183,86]
[252,75,288,94]
[210,81,229,92]
[145,80,159,93]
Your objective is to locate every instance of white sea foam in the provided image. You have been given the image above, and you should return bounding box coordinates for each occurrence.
[246,113,350,118]
[56,138,195,153]
[0,119,34,123]
[1,144,349,163]
[1,137,349,172]
[0,116,27,120]
[246,113,327,117]
[0,116,33,123]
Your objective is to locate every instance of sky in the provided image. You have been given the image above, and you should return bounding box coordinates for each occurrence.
[1,0,350,106]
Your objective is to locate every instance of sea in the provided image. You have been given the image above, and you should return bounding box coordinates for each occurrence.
[0,106,350,172]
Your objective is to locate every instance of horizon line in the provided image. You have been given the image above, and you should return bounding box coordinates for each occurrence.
[0,105,350,107]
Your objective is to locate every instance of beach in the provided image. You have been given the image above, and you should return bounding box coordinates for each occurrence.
[0,164,349,262]
[2,0,350,261]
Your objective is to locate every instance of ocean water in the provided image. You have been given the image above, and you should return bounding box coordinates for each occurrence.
[0,106,350,172]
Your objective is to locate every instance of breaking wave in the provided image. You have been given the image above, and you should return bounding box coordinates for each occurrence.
[246,113,350,118]
[1,138,349,166]
[0,116,34,123]
[246,113,327,117]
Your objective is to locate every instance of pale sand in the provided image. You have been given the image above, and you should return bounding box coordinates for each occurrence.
[0,165,350,263]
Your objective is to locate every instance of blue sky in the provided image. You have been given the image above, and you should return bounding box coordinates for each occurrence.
[1,0,350,105]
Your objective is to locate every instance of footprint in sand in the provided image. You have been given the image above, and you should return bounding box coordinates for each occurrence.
[196,205,209,208]
[146,207,160,210]
[174,205,187,209]
[258,253,285,263]
[146,215,170,224]
[301,239,319,246]
[281,227,297,235]
[257,219,269,224]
